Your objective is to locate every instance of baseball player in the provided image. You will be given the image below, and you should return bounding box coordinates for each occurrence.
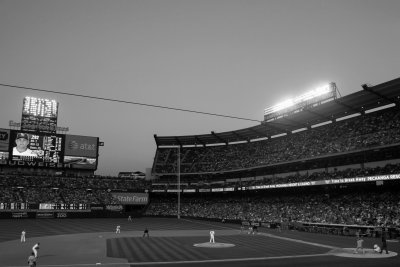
[21,230,26,242]
[209,230,215,243]
[143,227,149,238]
[373,244,382,253]
[354,237,364,254]
[27,252,36,267]
[380,233,389,254]
[116,225,121,234]
[32,242,40,258]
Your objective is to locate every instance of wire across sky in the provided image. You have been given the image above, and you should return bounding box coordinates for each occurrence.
[0,83,262,124]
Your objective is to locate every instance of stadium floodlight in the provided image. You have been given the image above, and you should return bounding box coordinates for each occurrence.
[264,83,337,121]
[294,84,331,103]
[270,99,295,113]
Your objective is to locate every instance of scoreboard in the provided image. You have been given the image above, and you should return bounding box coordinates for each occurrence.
[11,131,63,163]
[0,202,89,210]
[0,129,99,170]
[0,203,29,210]
[0,96,100,171]
[21,97,58,133]
[39,203,89,210]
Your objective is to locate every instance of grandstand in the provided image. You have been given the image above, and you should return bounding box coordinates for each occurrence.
[150,77,400,235]
[152,77,400,184]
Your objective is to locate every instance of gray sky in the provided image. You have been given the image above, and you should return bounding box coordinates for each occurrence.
[1,0,399,176]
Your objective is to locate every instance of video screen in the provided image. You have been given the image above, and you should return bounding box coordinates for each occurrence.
[10,131,63,163]
[0,151,9,161]
[64,156,97,169]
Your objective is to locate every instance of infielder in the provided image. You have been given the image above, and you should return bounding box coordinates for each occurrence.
[32,242,40,258]
[209,230,215,243]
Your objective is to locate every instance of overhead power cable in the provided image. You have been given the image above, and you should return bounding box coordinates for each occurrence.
[0,83,262,123]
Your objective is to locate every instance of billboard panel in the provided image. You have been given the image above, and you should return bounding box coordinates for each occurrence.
[111,193,149,205]
[63,156,97,170]
[64,135,98,158]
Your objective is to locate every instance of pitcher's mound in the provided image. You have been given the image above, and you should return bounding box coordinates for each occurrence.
[330,248,397,258]
[193,242,235,248]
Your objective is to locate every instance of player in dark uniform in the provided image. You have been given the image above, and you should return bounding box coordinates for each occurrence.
[143,227,149,238]
[380,232,389,254]
[27,252,36,266]
[252,225,258,234]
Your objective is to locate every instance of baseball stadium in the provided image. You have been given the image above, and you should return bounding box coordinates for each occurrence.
[1,77,400,267]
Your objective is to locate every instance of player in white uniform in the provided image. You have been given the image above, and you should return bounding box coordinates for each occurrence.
[209,230,215,243]
[21,230,26,242]
[116,225,121,234]
[32,242,40,258]
[373,244,381,253]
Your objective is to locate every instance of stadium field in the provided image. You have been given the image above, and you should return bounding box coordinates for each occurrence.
[0,217,398,267]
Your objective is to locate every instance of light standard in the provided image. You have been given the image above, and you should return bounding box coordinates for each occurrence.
[177,146,181,219]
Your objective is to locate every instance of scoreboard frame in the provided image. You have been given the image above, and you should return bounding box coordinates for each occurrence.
[0,129,99,171]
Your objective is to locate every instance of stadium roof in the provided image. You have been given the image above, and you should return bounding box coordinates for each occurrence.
[154,76,400,147]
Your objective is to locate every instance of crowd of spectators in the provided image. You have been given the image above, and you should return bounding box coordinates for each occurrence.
[145,189,400,228]
[154,107,400,174]
[0,174,150,205]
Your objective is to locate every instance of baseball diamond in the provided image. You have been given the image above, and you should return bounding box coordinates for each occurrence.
[0,218,398,267]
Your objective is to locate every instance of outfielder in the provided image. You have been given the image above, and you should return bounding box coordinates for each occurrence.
[21,230,26,242]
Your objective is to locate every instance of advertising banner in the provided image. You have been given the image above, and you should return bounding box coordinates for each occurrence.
[12,212,28,218]
[64,156,97,169]
[183,189,196,193]
[64,135,98,158]
[105,205,124,211]
[111,193,149,205]
[36,212,54,219]
[199,189,211,192]
[90,204,104,211]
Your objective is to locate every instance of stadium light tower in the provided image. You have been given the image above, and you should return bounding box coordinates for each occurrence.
[264,82,337,122]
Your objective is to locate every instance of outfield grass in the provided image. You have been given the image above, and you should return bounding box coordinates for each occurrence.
[0,217,398,267]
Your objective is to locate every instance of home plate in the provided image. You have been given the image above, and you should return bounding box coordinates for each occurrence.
[194,242,235,248]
